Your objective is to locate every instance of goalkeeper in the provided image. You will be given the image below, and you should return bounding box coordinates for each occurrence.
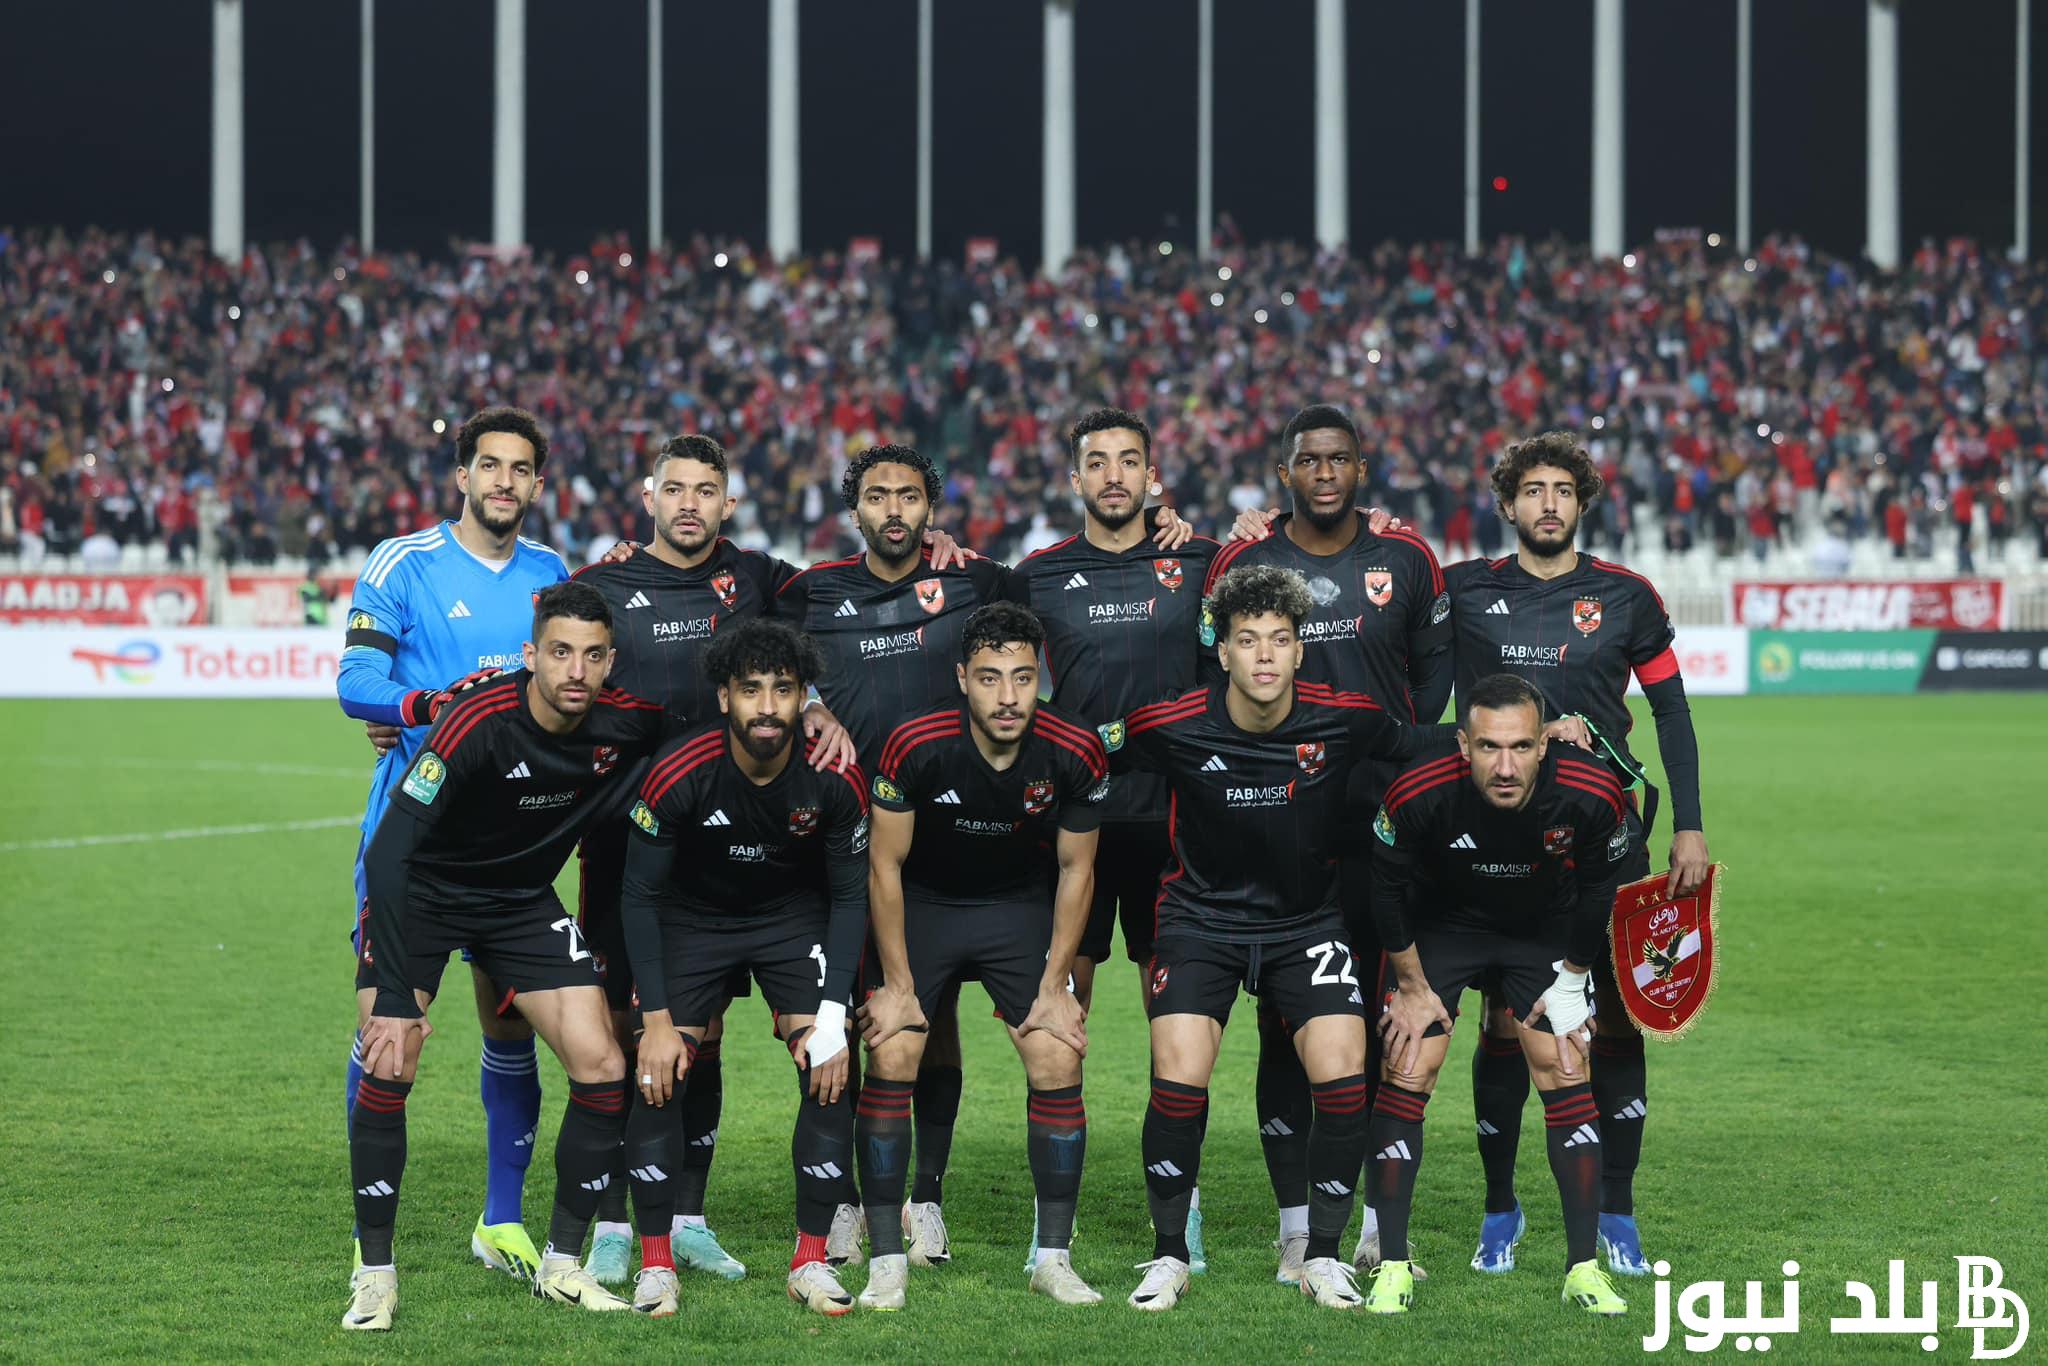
[1361,673,1635,1318]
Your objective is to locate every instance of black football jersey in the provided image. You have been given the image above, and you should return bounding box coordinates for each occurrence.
[1009,532,1222,823]
[572,540,799,729]
[362,671,663,1011]
[1112,680,1437,944]
[620,725,870,1005]
[871,702,1109,905]
[1370,747,1631,966]
[1444,554,1678,783]
[1203,512,1452,720]
[774,549,1013,764]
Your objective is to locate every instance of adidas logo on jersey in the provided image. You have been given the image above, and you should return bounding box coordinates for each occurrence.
[447,600,473,619]
[1064,573,1090,590]
[834,599,859,618]
[1375,1140,1414,1162]
[1199,755,1229,772]
[624,590,652,610]
[1485,598,1510,615]
[505,761,532,780]
[1450,833,1476,849]
[702,809,732,827]
[935,789,963,805]
[1562,1124,1602,1149]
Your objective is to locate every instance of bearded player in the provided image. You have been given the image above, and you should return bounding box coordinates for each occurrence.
[1446,431,1710,1277]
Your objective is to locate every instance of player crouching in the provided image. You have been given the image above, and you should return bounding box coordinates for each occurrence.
[344,583,664,1329]
[1365,672,1632,1318]
[856,602,1109,1309]
[618,620,871,1317]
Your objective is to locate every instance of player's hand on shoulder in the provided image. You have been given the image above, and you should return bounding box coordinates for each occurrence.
[364,721,401,756]
[1543,714,1594,751]
[1363,505,1406,535]
[598,538,638,565]
[1148,503,1195,551]
[923,526,978,568]
[802,702,857,773]
[1229,505,1280,543]
[1020,986,1088,1056]
[635,1014,689,1106]
[1668,830,1711,897]
[404,667,505,727]
[857,986,926,1048]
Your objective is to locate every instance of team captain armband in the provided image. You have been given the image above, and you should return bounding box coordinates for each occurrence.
[1634,647,1680,688]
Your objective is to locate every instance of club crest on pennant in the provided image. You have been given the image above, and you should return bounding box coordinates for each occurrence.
[1155,558,1184,590]
[711,572,739,609]
[1364,570,1393,607]
[1023,779,1055,814]
[1608,865,1723,1039]
[1296,741,1327,777]
[915,579,946,615]
[1544,824,1574,855]
[1573,598,1602,634]
[788,806,819,836]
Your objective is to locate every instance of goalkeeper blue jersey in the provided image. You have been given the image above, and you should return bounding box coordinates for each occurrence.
[337,521,568,887]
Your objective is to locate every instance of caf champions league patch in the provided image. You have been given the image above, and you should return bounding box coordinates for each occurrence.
[629,799,660,836]
[403,752,447,805]
[1374,805,1396,846]
[873,775,904,803]
[1097,719,1126,752]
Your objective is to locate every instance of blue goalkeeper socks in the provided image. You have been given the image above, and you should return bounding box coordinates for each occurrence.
[480,1036,541,1226]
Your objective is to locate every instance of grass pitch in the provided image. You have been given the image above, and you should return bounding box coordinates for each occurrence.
[1,695,2043,1362]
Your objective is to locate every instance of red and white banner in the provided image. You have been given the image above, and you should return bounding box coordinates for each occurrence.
[223,573,357,627]
[1729,580,2006,632]
[0,627,340,698]
[0,573,209,627]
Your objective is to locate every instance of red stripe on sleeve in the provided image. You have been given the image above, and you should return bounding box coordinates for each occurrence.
[1633,647,1680,688]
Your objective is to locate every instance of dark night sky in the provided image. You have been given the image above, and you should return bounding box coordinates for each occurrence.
[0,1,2040,260]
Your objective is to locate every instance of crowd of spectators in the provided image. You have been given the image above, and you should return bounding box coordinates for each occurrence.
[2,223,2045,573]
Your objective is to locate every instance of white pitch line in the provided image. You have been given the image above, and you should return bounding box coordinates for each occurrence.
[31,756,369,780]
[0,815,359,853]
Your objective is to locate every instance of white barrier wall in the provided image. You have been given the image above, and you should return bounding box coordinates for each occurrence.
[1630,627,1750,697]
[0,628,340,698]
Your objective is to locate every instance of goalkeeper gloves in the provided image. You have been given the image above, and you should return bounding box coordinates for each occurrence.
[398,667,504,728]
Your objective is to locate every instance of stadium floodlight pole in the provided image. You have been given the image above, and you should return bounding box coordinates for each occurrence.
[1590,0,1623,260]
[360,0,374,253]
[210,0,244,263]
[648,0,663,250]
[768,0,799,258]
[1197,0,1214,260]
[1313,0,1347,252]
[1042,0,1077,276]
[1736,0,1751,253]
[492,0,525,248]
[2019,0,2032,262]
[917,0,933,260]
[1463,0,1479,255]
[1865,0,1900,270]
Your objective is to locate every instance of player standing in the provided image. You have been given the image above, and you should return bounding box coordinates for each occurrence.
[338,405,567,1281]
[855,602,1108,1308]
[1112,565,1458,1314]
[1363,672,1632,1317]
[343,583,663,1329]
[570,434,857,1284]
[617,619,871,1317]
[1202,405,1452,1280]
[1446,431,1710,1277]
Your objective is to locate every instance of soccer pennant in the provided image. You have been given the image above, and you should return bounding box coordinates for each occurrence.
[1607,863,1724,1041]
